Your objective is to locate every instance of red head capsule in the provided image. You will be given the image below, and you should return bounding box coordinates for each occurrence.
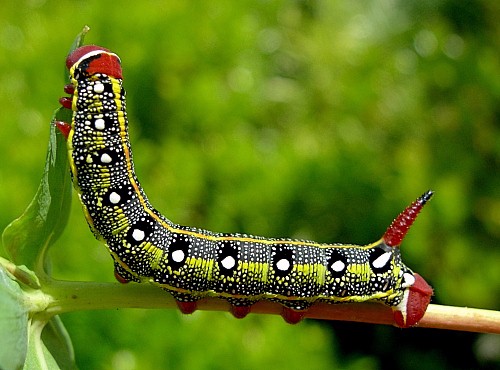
[66,45,122,79]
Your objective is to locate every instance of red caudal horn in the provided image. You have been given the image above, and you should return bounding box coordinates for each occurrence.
[383,190,434,247]
[385,191,434,327]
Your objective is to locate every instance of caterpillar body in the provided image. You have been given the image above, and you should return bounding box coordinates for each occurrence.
[58,45,433,327]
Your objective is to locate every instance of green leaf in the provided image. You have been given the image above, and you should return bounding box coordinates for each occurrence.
[0,265,29,370]
[2,108,73,271]
[64,25,91,83]
[22,307,77,370]
[41,316,77,370]
[0,26,91,370]
[1,25,90,273]
[24,322,62,370]
[70,25,91,52]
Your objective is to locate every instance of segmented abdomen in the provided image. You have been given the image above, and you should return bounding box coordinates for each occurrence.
[69,73,408,310]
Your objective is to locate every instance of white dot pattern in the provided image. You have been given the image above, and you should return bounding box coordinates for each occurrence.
[132,229,145,242]
[221,255,236,270]
[109,192,121,204]
[172,249,185,263]
[94,118,105,130]
[372,252,392,269]
[100,153,112,164]
[330,260,345,272]
[276,258,290,271]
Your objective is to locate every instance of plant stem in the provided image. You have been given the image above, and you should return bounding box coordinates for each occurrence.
[417,305,500,333]
[41,279,500,334]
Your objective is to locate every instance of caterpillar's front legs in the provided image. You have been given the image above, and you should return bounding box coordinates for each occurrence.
[56,84,76,139]
[54,120,71,139]
[59,84,74,111]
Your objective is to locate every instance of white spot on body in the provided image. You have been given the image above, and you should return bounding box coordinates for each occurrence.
[402,273,416,288]
[221,255,236,270]
[330,260,346,272]
[100,153,112,163]
[109,192,121,204]
[172,249,185,263]
[94,82,105,93]
[94,118,105,130]
[276,258,291,271]
[372,252,392,269]
[132,229,145,242]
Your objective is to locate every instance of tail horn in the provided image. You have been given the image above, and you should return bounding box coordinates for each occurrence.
[383,190,434,247]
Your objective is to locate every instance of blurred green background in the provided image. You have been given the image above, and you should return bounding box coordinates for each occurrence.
[0,1,498,369]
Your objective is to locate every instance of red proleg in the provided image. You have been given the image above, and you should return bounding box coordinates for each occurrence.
[393,273,433,328]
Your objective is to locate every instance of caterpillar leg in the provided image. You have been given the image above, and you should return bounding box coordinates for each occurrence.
[169,291,199,314]
[230,305,252,319]
[226,298,256,319]
[281,307,307,324]
[59,84,75,110]
[54,120,71,139]
[58,97,72,110]
[279,300,312,324]
[63,83,75,95]
[113,262,140,284]
[392,273,433,328]
[55,83,76,139]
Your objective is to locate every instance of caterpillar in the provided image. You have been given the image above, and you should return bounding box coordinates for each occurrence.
[57,45,433,327]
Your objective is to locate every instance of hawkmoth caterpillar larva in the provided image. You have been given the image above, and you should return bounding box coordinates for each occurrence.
[57,45,433,327]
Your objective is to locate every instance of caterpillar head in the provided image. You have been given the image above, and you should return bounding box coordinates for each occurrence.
[57,45,123,136]
[66,45,122,80]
